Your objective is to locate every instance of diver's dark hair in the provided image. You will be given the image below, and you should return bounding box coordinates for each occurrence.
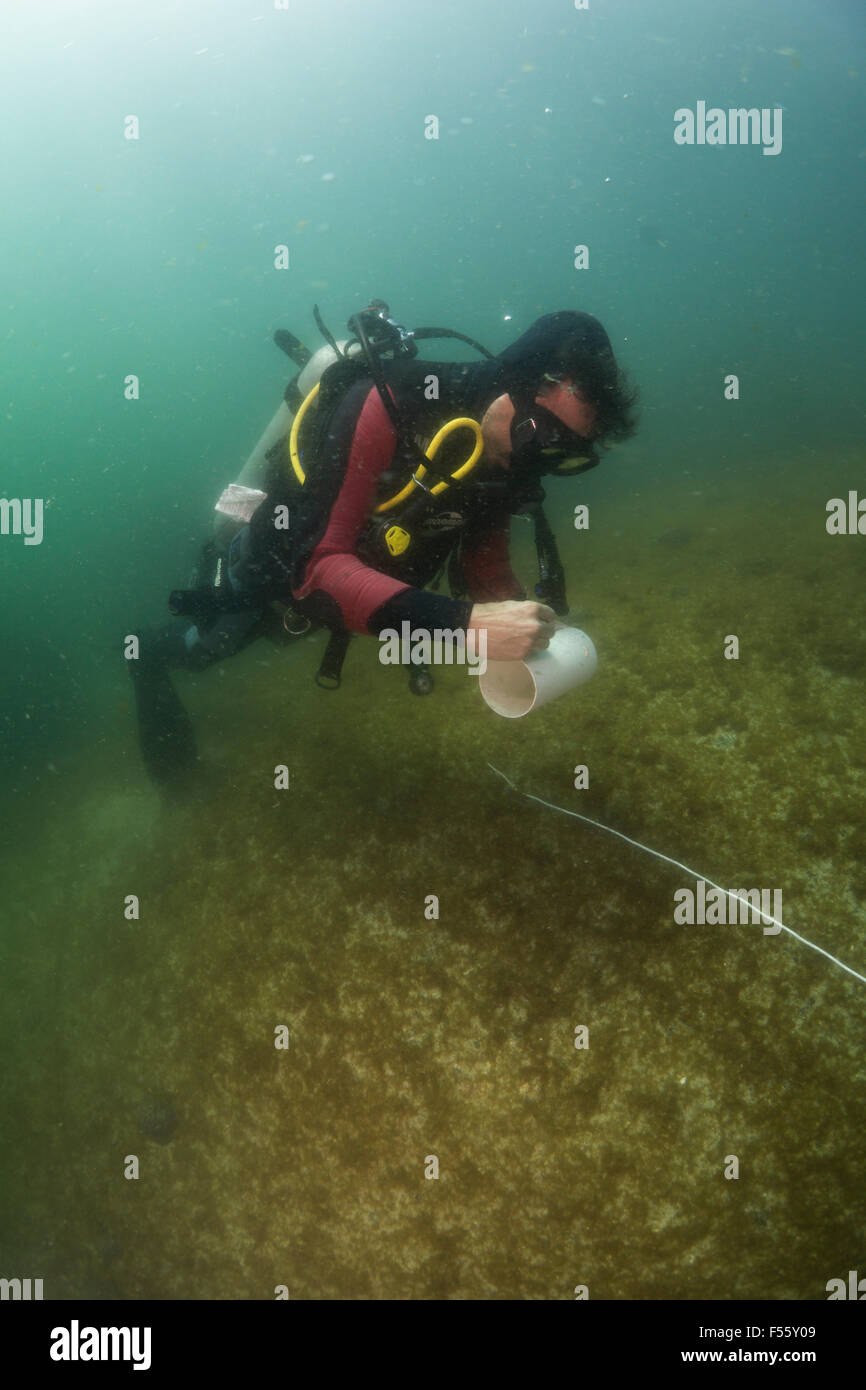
[556,342,640,444]
[497,310,639,444]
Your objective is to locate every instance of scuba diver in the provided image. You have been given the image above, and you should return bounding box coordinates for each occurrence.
[128,300,638,793]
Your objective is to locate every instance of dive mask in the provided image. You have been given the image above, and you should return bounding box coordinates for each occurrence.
[510,402,599,477]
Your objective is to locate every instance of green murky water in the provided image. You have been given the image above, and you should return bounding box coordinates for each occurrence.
[1,0,864,1300]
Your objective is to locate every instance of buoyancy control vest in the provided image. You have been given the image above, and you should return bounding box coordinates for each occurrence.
[171,302,603,686]
[277,353,515,590]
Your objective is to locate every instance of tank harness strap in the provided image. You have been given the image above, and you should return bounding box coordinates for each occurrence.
[525,501,569,616]
[316,627,352,689]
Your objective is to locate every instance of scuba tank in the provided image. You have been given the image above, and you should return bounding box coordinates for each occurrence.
[214,332,360,526]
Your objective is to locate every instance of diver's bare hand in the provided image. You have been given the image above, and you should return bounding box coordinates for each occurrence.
[467,601,557,662]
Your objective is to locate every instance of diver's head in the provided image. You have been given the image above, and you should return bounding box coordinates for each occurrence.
[487,310,639,477]
[480,381,598,476]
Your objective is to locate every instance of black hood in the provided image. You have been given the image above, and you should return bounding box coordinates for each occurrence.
[495,311,615,395]
[371,309,631,441]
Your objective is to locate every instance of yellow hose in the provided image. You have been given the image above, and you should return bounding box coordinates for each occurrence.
[375,416,483,514]
[289,390,483,511]
[288,382,320,485]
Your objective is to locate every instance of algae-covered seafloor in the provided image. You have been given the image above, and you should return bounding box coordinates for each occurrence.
[1,456,865,1299]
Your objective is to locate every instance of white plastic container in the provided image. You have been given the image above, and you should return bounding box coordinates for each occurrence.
[478,624,598,718]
